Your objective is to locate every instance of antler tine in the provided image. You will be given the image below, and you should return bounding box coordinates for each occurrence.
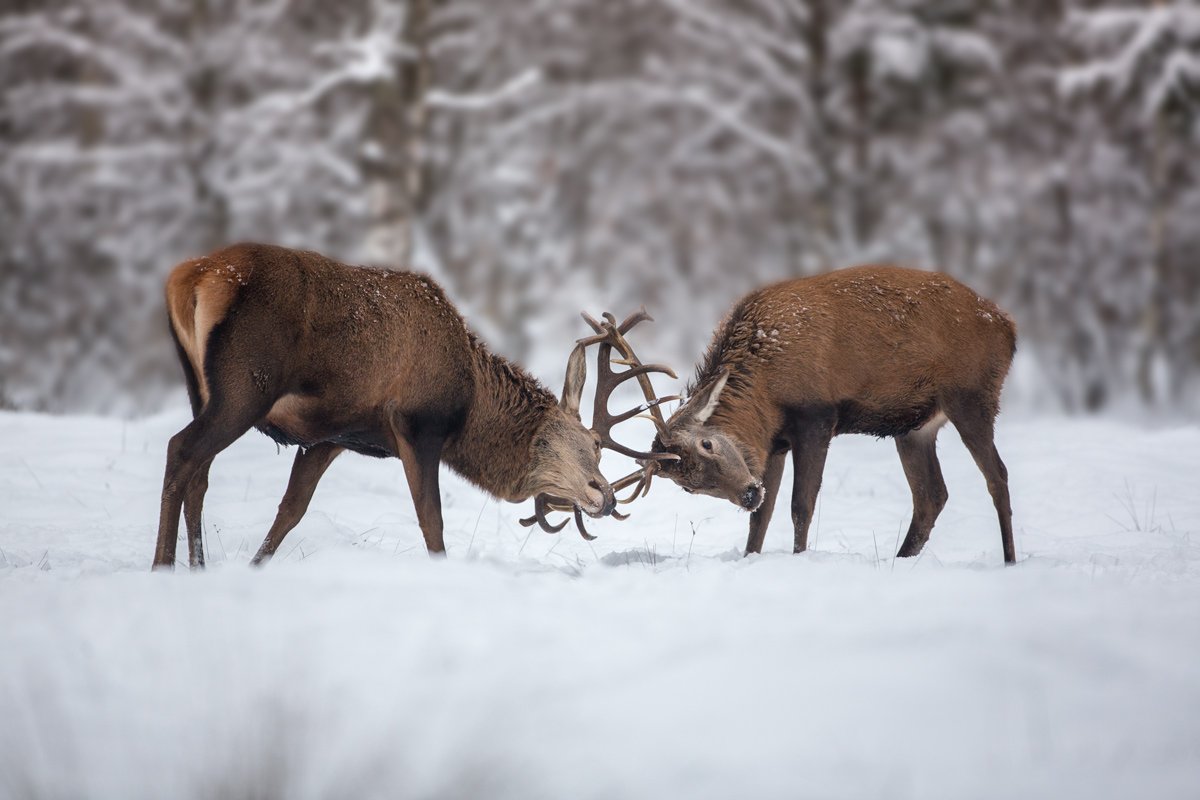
[519,494,569,533]
[573,507,597,541]
[521,494,601,541]
[610,466,648,493]
[616,306,653,334]
[606,395,680,427]
[637,411,674,439]
[606,308,675,433]
[609,464,653,504]
[603,439,680,462]
[575,331,610,348]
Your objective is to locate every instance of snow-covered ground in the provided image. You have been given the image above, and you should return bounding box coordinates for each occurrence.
[1,408,1198,799]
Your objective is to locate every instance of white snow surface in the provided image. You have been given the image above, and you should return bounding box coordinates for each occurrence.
[1,409,1198,799]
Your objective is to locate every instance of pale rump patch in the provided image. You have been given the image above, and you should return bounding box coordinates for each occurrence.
[165,259,239,408]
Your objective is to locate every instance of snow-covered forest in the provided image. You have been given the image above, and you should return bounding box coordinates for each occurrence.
[2,0,1198,415]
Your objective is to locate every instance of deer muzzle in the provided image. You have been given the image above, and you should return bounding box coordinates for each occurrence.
[739,481,765,512]
[584,479,616,517]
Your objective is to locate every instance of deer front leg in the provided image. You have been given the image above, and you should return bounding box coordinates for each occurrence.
[789,418,833,554]
[405,434,447,555]
[745,450,787,555]
[390,414,448,556]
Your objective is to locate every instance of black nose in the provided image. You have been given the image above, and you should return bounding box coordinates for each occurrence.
[591,480,617,516]
[740,483,763,511]
[601,494,616,516]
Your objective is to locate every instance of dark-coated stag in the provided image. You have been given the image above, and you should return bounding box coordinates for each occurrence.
[647,266,1018,564]
[153,243,671,570]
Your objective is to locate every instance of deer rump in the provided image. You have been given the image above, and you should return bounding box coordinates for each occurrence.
[167,250,472,460]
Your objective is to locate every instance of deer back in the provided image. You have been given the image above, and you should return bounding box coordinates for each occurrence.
[167,244,478,438]
[692,265,1016,441]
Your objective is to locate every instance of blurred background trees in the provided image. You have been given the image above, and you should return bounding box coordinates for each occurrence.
[1,0,1197,415]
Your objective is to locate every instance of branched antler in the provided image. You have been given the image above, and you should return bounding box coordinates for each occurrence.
[523,308,679,539]
[580,309,681,528]
[578,308,679,460]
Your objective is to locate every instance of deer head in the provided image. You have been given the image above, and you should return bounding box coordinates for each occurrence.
[650,370,764,512]
[519,343,616,519]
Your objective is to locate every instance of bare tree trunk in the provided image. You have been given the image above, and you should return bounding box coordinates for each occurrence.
[399,0,432,267]
[183,0,229,255]
[364,0,433,268]
[801,0,837,265]
[1138,106,1169,405]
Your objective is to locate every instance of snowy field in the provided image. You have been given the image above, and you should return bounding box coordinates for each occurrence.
[1,407,1198,799]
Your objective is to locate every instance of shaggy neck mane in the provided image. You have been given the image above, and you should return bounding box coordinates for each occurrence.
[683,303,780,474]
[442,332,558,499]
[689,303,758,416]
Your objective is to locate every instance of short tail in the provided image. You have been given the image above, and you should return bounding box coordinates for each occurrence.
[165,260,206,417]
[168,316,203,418]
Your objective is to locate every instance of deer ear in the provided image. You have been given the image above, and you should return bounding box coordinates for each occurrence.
[560,343,588,419]
[686,369,729,425]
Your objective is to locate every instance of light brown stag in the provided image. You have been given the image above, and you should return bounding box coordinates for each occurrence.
[645,265,1018,563]
[154,243,674,570]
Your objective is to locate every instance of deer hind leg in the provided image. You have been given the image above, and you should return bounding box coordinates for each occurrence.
[171,331,215,569]
[745,450,787,556]
[790,418,834,554]
[894,419,949,559]
[250,443,344,567]
[155,323,281,571]
[182,458,214,569]
[945,393,1015,564]
[154,398,270,570]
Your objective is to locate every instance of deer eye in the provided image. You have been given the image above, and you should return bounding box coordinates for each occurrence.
[701,439,713,452]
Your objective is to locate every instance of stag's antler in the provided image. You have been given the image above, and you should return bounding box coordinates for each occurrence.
[520,493,570,534]
[580,309,681,510]
[520,308,679,539]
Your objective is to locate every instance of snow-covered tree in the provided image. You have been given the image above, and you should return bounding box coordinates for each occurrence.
[0,0,416,411]
[1061,1,1200,406]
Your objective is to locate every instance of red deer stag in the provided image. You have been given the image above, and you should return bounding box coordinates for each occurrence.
[154,243,674,570]
[646,266,1018,563]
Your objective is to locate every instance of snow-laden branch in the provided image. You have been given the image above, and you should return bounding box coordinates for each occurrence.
[427,68,542,111]
[657,0,809,65]
[1060,4,1200,117]
[231,52,394,129]
[9,141,182,166]
[441,76,817,185]
[666,84,816,178]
